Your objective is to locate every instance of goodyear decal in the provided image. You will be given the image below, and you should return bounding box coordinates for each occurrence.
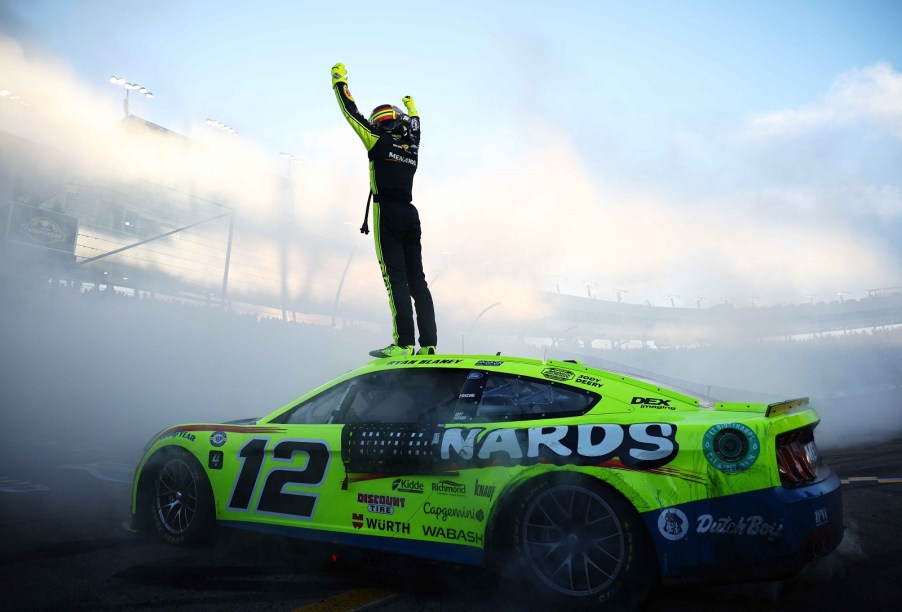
[151,424,285,446]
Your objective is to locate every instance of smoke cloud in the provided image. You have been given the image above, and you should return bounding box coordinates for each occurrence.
[1,31,900,455]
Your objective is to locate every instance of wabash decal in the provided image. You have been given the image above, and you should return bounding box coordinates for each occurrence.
[439,424,678,470]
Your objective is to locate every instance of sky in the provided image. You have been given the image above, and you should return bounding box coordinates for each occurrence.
[1,0,901,311]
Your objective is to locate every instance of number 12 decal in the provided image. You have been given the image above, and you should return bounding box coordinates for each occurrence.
[228,438,330,519]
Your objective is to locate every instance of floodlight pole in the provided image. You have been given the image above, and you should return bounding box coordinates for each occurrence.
[220,211,235,308]
[108,76,153,117]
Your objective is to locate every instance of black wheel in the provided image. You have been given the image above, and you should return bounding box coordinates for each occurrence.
[146,449,214,546]
[508,474,655,609]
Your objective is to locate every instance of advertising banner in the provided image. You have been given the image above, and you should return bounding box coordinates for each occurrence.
[5,203,79,254]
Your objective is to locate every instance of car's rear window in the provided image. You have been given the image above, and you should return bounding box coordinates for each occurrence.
[456,371,599,422]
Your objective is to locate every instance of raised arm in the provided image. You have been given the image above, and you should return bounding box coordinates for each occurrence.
[402,95,420,147]
[331,63,379,150]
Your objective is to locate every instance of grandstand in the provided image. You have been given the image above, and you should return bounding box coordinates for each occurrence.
[3,123,902,350]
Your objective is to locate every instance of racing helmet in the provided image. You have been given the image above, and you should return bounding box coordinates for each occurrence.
[369,104,408,136]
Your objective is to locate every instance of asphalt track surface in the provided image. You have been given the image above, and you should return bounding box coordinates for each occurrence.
[2,434,900,611]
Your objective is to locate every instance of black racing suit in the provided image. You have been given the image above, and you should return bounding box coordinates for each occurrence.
[333,81,437,349]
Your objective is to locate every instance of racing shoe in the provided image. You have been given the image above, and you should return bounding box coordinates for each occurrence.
[416,345,436,355]
[368,344,414,358]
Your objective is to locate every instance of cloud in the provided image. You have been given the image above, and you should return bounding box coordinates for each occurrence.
[747,62,902,141]
[2,33,899,318]
[0,35,284,221]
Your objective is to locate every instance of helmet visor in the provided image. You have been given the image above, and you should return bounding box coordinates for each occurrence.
[369,105,407,130]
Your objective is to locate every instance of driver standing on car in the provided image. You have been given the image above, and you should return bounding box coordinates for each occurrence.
[331,62,437,359]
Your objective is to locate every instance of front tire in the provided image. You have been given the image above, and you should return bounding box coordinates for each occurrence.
[146,449,214,546]
[508,474,655,609]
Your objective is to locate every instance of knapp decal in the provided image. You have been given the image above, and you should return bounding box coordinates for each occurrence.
[474,480,496,500]
[439,424,679,470]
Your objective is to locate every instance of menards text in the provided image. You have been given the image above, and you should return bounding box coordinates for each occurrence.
[439,423,678,469]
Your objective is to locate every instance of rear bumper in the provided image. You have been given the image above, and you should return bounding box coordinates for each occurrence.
[645,469,844,584]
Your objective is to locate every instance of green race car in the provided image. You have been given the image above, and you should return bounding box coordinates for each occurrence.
[130,355,843,608]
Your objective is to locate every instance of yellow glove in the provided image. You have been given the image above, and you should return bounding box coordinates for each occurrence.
[331,63,347,84]
[402,95,418,116]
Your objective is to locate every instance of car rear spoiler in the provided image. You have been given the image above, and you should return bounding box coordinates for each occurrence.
[765,397,809,417]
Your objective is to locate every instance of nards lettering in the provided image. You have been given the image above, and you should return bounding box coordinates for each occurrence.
[440,423,678,470]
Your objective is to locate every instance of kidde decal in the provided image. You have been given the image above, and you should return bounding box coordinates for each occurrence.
[392,478,424,494]
[439,424,679,470]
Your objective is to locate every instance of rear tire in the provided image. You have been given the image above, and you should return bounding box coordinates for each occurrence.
[145,449,214,546]
[506,474,655,609]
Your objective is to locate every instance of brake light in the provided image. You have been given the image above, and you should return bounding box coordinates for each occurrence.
[776,426,820,487]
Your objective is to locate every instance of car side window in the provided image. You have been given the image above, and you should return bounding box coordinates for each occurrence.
[464,372,598,422]
[341,368,468,424]
[271,381,351,425]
